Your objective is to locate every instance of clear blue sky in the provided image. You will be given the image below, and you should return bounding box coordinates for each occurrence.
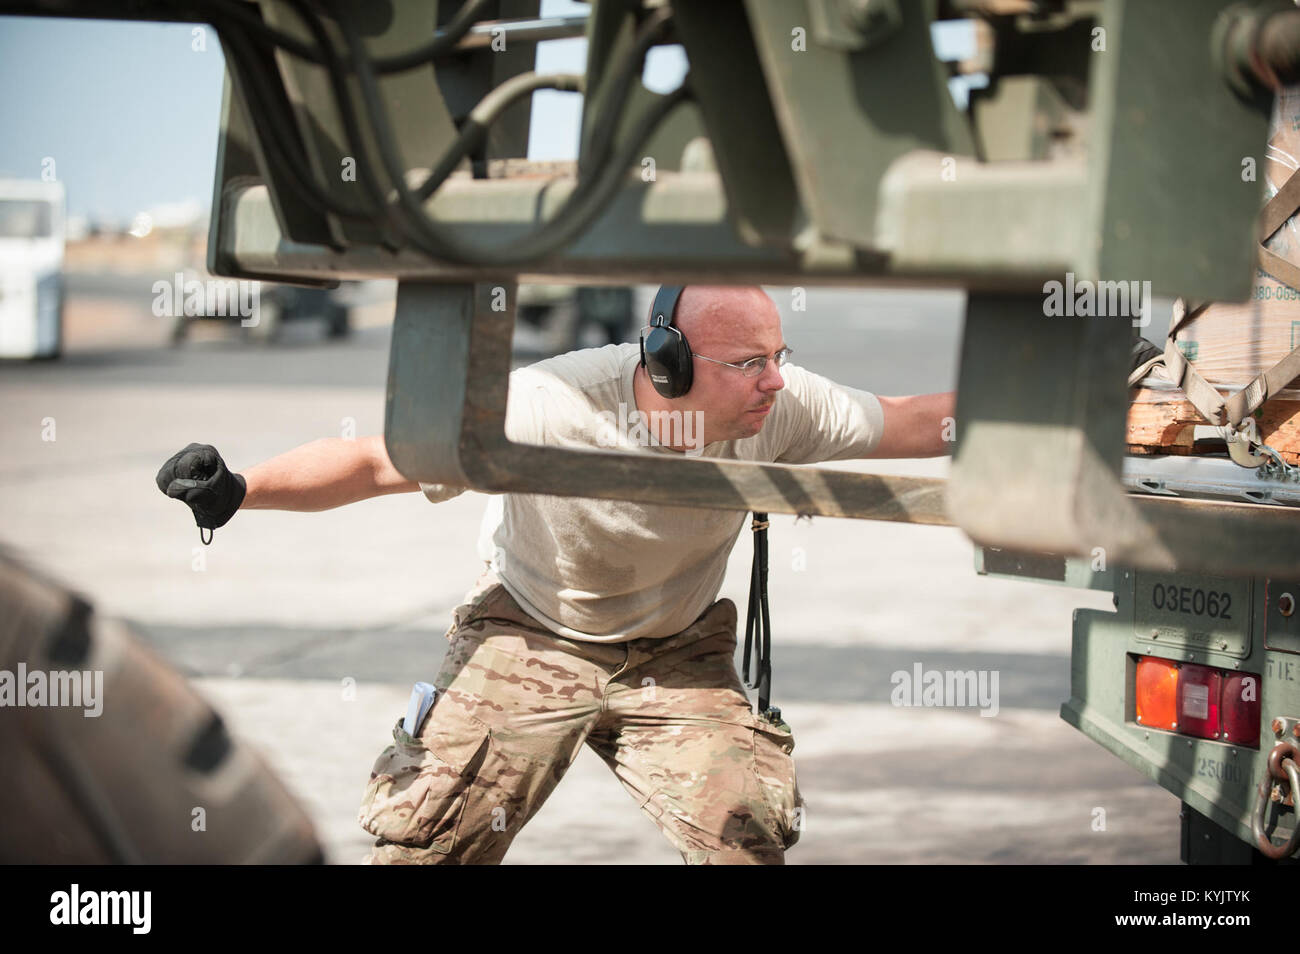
[0,16,227,224]
[0,5,964,227]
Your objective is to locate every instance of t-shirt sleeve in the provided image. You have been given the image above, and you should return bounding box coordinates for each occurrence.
[502,366,551,445]
[770,363,885,464]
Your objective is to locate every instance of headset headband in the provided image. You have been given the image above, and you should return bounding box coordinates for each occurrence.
[650,285,685,328]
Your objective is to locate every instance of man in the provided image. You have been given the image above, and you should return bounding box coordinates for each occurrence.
[157,285,955,864]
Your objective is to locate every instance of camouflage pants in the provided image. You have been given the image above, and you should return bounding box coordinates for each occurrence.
[360,570,803,865]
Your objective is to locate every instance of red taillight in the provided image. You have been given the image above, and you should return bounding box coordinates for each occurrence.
[1133,655,1260,748]
[1135,656,1179,731]
[1221,672,1261,747]
[1177,664,1221,740]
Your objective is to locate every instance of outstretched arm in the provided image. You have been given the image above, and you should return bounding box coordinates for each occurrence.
[865,393,957,459]
[241,435,421,511]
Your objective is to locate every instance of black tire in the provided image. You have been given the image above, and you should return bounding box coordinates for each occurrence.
[49,309,62,360]
[575,287,636,345]
[38,302,63,360]
[242,299,281,344]
[32,280,64,360]
[325,304,351,339]
[170,315,193,346]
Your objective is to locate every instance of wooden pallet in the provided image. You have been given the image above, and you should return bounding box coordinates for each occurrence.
[1127,387,1300,465]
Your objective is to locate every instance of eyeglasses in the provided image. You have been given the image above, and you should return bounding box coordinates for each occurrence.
[694,348,793,378]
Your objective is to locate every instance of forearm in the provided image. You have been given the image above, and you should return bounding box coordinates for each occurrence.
[914,391,957,457]
[871,392,957,458]
[240,437,383,512]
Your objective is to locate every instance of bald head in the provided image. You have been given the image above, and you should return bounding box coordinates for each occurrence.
[633,284,786,446]
[672,286,779,356]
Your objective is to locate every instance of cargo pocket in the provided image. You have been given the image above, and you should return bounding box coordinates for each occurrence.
[749,715,804,850]
[358,717,492,854]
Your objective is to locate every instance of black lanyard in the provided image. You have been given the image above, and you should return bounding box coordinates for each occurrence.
[742,512,778,723]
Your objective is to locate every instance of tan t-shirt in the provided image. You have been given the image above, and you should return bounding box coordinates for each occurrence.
[419,343,884,642]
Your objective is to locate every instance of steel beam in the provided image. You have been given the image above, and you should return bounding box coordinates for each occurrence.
[1084,0,1270,302]
[949,291,1137,558]
[744,0,974,247]
[219,163,1099,288]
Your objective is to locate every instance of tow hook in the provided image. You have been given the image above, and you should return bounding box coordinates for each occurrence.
[1252,741,1300,859]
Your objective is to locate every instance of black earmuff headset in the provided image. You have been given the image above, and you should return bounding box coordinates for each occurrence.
[639,284,693,398]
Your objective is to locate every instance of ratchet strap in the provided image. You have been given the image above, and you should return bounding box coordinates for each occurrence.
[1152,298,1227,424]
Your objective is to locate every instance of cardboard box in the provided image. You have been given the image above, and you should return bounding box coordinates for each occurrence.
[1172,86,1300,400]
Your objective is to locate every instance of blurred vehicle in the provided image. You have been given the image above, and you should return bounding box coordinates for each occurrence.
[168,266,352,345]
[0,178,65,360]
[514,284,640,356]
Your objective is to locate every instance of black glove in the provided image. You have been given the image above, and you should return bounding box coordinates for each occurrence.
[156,443,246,540]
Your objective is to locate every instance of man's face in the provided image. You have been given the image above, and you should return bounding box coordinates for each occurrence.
[673,287,787,446]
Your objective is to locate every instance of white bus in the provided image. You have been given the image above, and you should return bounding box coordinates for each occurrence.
[0,179,66,359]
